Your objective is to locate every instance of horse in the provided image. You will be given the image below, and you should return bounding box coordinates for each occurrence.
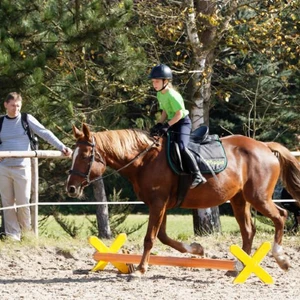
[66,123,300,277]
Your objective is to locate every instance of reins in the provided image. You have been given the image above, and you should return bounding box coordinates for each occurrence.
[101,137,160,179]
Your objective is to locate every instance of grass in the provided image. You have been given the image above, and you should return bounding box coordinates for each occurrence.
[1,213,299,255]
[37,213,276,242]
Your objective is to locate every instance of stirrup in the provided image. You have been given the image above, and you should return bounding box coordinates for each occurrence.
[190,173,207,189]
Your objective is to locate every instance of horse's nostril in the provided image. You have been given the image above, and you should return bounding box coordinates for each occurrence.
[68,186,76,194]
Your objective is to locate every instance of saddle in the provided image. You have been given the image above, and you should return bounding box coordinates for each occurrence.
[166,125,227,207]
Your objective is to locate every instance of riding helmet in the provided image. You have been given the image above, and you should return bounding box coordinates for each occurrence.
[148,64,173,80]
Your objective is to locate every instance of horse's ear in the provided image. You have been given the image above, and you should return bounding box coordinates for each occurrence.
[72,125,82,138]
[82,123,91,139]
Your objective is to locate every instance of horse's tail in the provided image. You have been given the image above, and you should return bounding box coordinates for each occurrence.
[265,142,300,204]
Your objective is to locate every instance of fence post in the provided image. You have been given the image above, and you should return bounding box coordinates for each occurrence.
[30,158,39,237]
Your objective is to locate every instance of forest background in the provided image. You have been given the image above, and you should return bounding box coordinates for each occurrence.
[0,0,299,220]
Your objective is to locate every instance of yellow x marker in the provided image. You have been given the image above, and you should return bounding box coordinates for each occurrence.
[88,233,129,274]
[230,242,273,284]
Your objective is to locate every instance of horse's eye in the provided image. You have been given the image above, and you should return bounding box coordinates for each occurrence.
[81,154,90,159]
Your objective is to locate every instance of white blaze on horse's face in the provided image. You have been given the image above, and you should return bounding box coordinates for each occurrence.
[67,147,79,183]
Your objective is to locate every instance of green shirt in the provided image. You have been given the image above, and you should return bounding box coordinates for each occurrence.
[157,89,189,120]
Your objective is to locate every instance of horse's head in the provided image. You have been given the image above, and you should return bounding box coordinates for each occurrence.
[66,123,106,198]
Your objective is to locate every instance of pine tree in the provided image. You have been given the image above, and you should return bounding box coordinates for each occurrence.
[211,0,300,147]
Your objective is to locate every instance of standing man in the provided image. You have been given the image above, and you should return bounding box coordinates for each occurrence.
[0,92,72,241]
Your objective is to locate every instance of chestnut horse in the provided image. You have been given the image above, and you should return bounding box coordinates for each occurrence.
[66,123,300,276]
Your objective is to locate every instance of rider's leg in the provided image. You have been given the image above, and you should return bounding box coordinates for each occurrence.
[181,147,206,189]
[172,116,206,188]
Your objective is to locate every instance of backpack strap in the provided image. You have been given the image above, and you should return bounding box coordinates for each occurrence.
[21,112,30,137]
[0,115,4,132]
[0,115,4,144]
[21,112,38,150]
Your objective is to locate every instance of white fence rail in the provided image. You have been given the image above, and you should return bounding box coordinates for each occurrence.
[0,150,299,237]
[0,150,67,159]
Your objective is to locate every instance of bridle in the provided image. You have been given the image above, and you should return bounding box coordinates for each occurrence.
[68,135,160,186]
[68,136,106,186]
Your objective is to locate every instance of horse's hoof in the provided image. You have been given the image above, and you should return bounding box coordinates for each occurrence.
[274,255,290,271]
[190,242,204,256]
[128,270,143,280]
[225,270,238,277]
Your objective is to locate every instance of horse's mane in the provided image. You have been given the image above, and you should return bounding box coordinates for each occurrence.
[93,129,154,160]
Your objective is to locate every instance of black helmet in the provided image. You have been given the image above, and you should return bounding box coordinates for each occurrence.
[148,64,173,80]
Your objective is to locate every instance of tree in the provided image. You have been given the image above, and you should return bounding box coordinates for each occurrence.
[182,0,238,234]
[210,0,300,144]
[93,180,112,239]
[0,0,150,237]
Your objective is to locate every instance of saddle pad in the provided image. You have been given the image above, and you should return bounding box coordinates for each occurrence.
[188,137,227,174]
[167,134,227,175]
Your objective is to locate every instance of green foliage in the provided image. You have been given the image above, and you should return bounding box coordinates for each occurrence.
[107,188,147,236]
[211,0,299,145]
[0,0,299,217]
[52,210,82,238]
[0,0,153,208]
[34,213,282,241]
[38,186,146,238]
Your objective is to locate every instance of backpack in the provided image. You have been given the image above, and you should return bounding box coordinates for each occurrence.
[0,112,38,150]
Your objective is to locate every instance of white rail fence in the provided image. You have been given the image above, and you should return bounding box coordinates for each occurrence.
[0,150,299,237]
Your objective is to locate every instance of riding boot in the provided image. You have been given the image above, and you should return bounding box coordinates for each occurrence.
[182,147,207,189]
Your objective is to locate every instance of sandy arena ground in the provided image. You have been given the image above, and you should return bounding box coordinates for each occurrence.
[0,235,300,300]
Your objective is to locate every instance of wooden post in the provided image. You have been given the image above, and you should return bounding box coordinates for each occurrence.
[30,158,39,237]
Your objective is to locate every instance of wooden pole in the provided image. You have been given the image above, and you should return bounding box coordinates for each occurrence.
[93,252,237,271]
[30,158,39,237]
[0,150,66,158]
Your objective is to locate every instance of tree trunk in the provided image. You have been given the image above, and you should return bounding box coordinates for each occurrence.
[192,207,221,235]
[0,210,5,237]
[93,179,112,239]
[185,0,222,235]
[185,0,238,235]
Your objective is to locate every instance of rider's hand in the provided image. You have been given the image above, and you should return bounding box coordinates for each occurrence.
[157,122,170,136]
[150,123,163,136]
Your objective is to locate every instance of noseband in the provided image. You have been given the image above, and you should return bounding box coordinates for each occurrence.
[68,136,105,185]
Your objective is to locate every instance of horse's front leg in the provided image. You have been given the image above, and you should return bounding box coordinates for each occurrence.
[157,213,204,255]
[133,203,167,277]
[230,195,256,254]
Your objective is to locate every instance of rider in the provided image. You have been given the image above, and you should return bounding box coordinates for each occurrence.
[149,63,206,189]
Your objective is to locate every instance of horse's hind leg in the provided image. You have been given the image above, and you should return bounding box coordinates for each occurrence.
[157,214,204,256]
[252,200,289,271]
[230,193,256,254]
